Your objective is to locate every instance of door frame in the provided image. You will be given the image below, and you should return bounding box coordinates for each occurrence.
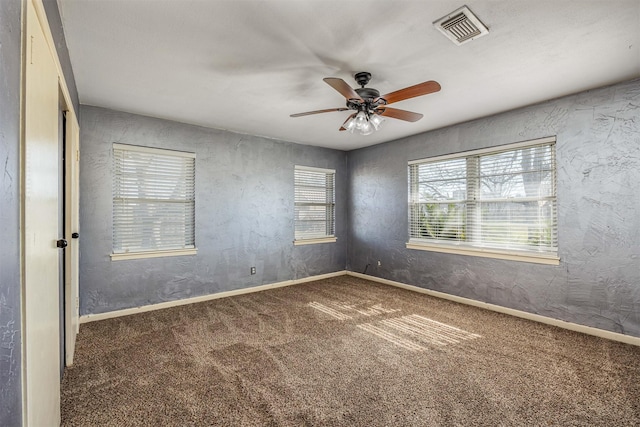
[21,0,80,424]
[64,110,80,366]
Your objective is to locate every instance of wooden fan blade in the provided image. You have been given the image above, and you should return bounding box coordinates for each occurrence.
[376,107,423,122]
[323,78,363,101]
[379,80,441,105]
[290,108,349,117]
[339,113,357,131]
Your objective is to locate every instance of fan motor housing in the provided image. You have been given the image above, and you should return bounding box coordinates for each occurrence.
[347,87,385,110]
[355,87,380,99]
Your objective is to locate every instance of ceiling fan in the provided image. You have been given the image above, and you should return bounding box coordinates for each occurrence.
[290,72,441,135]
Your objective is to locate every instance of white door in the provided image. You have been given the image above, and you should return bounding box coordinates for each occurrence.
[23,0,62,424]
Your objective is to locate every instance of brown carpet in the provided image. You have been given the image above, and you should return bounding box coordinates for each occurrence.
[61,275,640,426]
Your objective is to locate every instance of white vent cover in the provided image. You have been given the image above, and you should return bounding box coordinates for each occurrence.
[434,5,489,45]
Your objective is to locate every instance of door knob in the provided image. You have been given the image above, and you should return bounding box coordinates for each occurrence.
[56,239,68,248]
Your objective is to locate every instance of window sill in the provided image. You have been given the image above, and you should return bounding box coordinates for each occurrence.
[294,237,337,246]
[406,241,559,265]
[111,248,198,261]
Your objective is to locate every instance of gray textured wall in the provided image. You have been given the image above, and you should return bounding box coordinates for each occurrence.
[347,78,640,338]
[0,0,23,424]
[79,106,347,315]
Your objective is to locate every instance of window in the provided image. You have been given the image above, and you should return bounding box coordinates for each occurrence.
[294,166,336,244]
[407,137,558,264]
[111,144,196,260]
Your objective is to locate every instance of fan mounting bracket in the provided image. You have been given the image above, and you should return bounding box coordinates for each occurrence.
[354,72,372,87]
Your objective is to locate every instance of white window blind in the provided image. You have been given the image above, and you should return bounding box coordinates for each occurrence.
[113,144,195,254]
[294,166,336,241]
[409,138,557,256]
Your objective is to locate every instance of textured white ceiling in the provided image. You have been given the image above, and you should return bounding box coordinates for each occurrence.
[58,0,640,150]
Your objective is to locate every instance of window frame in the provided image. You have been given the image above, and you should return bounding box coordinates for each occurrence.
[406,136,559,265]
[294,165,337,245]
[111,143,197,261]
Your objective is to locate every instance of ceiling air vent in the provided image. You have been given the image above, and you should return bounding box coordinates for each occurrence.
[434,5,489,46]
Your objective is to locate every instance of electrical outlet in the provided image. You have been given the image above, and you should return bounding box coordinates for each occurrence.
[377,260,381,267]
[250,267,256,275]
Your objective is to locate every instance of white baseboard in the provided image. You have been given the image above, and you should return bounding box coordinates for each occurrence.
[80,270,347,324]
[347,271,640,347]
[80,269,640,347]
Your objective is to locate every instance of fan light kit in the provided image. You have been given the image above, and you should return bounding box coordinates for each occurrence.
[290,72,441,136]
